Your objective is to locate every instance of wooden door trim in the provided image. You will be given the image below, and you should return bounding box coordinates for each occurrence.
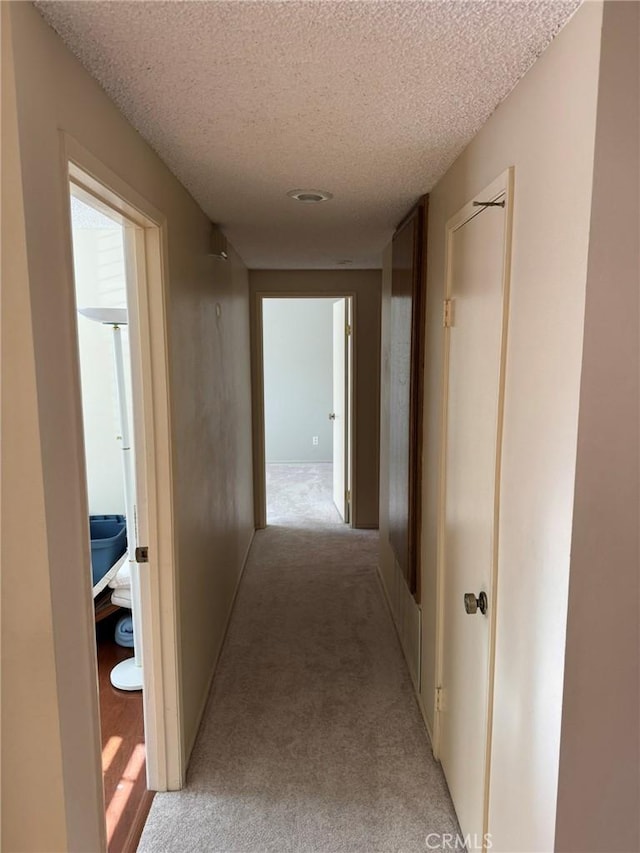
[63,135,183,797]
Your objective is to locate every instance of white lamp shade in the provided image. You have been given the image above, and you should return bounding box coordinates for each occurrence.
[78,306,128,325]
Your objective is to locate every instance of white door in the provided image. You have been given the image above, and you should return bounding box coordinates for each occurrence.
[438,183,511,847]
[332,298,349,521]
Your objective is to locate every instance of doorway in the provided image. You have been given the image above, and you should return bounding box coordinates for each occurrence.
[64,146,182,849]
[434,170,514,850]
[260,296,353,526]
[69,187,150,849]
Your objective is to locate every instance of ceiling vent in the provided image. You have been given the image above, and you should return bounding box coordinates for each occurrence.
[287,189,333,204]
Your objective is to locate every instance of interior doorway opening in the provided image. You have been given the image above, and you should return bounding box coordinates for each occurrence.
[261,296,353,526]
[65,149,181,849]
[69,186,150,849]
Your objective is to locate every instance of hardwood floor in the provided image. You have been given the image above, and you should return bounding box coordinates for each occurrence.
[96,614,154,853]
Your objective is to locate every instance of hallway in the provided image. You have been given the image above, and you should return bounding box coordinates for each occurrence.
[4,4,637,851]
[139,522,458,851]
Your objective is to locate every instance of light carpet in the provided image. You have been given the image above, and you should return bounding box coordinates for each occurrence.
[139,477,459,852]
[266,462,341,526]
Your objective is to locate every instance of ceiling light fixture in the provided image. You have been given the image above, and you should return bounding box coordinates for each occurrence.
[287,189,333,204]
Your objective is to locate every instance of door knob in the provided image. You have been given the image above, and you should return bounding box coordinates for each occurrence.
[464,591,488,615]
[329,413,336,420]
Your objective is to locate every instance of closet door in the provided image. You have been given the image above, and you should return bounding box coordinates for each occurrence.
[388,196,428,599]
[435,169,514,852]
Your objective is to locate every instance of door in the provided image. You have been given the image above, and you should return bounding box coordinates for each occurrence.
[438,178,511,847]
[332,297,349,521]
[388,198,427,598]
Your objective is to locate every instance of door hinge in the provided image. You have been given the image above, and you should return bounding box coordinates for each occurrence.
[443,299,454,328]
[435,686,443,712]
[346,489,351,503]
[345,323,352,337]
[135,546,149,563]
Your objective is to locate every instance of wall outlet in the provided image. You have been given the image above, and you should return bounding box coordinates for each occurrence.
[312,436,319,446]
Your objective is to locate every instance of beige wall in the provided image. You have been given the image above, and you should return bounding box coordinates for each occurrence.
[249,270,381,529]
[177,246,254,759]
[380,2,608,850]
[1,3,254,850]
[555,3,639,850]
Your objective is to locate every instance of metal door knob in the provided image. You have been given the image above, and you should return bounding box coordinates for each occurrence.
[329,413,336,420]
[464,591,488,615]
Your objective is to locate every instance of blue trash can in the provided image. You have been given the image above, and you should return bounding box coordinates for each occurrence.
[90,515,127,586]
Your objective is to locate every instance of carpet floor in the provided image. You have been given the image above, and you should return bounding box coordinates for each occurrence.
[266,462,341,526]
[139,469,459,852]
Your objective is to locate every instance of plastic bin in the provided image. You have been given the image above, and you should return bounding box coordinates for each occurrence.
[90,515,127,586]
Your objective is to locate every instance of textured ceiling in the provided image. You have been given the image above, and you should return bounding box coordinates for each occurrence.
[36,0,579,269]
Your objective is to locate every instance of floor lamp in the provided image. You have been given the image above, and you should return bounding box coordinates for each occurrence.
[79,306,143,691]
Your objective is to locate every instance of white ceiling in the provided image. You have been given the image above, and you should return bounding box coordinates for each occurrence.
[36,0,579,269]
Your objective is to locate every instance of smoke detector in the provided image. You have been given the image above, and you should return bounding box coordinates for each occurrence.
[287,189,333,203]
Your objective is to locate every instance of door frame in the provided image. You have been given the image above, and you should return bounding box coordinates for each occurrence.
[432,168,514,826]
[251,291,355,529]
[331,296,350,523]
[61,134,183,796]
